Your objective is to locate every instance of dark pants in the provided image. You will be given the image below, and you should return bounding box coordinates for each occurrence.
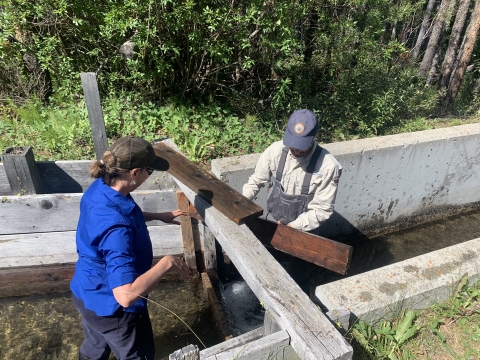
[72,294,155,360]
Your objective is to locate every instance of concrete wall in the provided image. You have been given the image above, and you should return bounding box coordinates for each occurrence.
[211,123,480,239]
[315,236,480,325]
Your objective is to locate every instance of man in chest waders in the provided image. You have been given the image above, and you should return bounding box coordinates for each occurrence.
[242,109,342,293]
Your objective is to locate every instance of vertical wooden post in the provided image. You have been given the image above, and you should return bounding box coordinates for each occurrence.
[200,222,216,270]
[201,272,233,341]
[1,146,43,194]
[264,310,281,335]
[80,72,108,160]
[176,191,197,270]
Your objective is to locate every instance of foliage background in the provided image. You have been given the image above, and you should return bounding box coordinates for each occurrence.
[0,0,479,161]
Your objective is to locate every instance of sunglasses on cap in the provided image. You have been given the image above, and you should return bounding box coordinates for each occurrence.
[142,167,154,175]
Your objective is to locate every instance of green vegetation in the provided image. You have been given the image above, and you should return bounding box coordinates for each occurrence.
[1,0,480,162]
[347,275,480,359]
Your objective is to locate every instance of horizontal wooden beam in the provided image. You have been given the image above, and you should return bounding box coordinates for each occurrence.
[0,257,183,299]
[0,190,178,235]
[189,204,352,274]
[153,142,263,225]
[0,226,183,269]
[202,330,291,360]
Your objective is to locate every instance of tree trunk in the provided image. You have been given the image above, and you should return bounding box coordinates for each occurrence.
[438,0,472,88]
[412,0,438,60]
[446,0,480,105]
[426,40,443,85]
[418,0,454,76]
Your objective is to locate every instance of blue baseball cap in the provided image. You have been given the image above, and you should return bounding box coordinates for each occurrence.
[283,109,318,151]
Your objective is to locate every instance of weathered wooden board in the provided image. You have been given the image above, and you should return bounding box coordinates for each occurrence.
[0,190,178,235]
[162,139,353,360]
[1,160,179,195]
[190,205,352,274]
[0,263,76,298]
[201,272,232,341]
[81,72,109,160]
[153,142,263,225]
[199,327,264,358]
[2,146,44,194]
[0,260,182,298]
[0,225,183,268]
[203,330,291,360]
[177,191,197,270]
[0,163,11,195]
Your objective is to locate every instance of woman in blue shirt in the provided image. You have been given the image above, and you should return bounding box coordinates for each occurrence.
[70,136,191,360]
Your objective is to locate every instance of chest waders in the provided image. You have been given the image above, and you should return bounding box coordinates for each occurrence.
[266,146,322,227]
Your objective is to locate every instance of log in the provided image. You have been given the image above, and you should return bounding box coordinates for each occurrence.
[153,142,263,225]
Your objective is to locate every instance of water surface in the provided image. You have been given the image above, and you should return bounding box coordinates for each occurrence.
[0,279,224,360]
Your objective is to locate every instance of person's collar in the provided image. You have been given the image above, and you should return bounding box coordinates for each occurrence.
[99,179,136,214]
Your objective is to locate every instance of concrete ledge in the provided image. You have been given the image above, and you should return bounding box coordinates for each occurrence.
[315,237,480,325]
[212,123,480,239]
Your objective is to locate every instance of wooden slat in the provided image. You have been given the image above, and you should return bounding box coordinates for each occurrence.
[0,226,183,268]
[189,204,352,274]
[177,191,197,270]
[153,142,263,225]
[0,190,178,235]
[203,330,292,360]
[199,327,264,358]
[246,218,352,275]
[0,259,183,298]
[81,72,109,160]
[161,139,353,360]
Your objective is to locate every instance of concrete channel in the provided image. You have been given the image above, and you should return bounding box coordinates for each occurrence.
[211,123,480,325]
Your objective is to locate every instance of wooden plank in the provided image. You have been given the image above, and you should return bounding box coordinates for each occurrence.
[199,327,264,358]
[0,226,183,268]
[0,190,178,235]
[177,191,197,270]
[190,206,352,275]
[203,330,291,360]
[80,72,109,160]
[153,142,263,225]
[0,259,182,298]
[201,271,233,341]
[1,146,43,194]
[161,139,353,360]
[247,218,352,275]
[200,222,216,270]
[0,263,75,298]
[169,344,199,360]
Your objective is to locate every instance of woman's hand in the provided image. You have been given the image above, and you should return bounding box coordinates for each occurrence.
[164,255,192,280]
[143,210,187,224]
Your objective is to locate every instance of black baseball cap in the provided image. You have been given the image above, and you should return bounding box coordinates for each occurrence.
[108,136,169,171]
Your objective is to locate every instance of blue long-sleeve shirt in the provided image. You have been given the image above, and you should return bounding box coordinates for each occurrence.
[70,179,153,316]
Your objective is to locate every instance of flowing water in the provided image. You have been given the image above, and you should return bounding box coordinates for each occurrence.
[0,279,224,360]
[218,208,480,334]
[2,209,480,359]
